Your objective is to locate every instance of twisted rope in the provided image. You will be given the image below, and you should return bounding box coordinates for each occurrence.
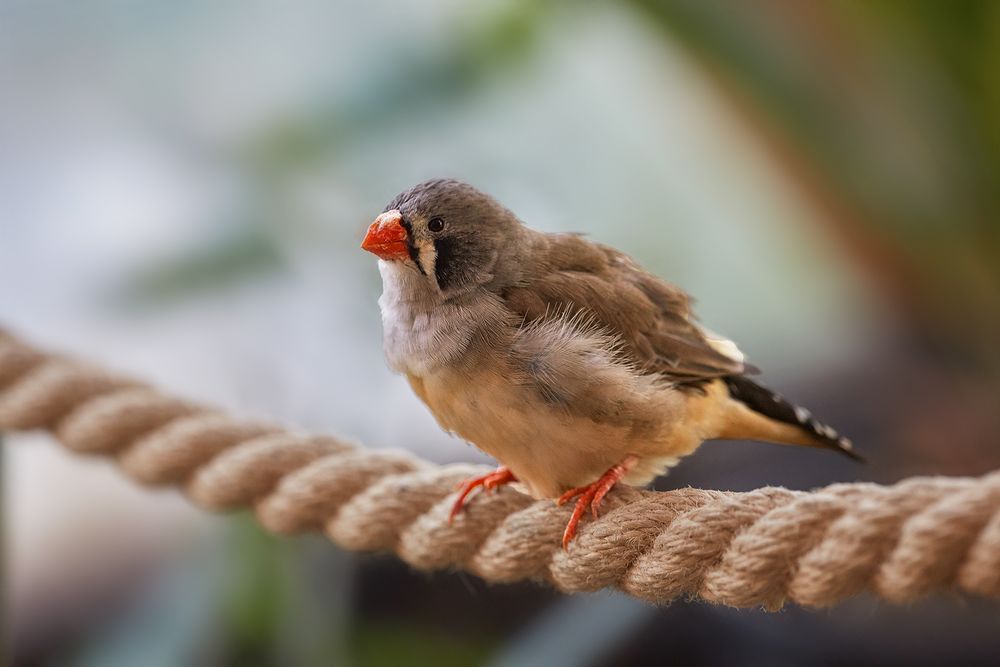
[1,329,997,610]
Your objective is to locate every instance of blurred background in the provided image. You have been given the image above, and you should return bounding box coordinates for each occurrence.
[3,0,999,665]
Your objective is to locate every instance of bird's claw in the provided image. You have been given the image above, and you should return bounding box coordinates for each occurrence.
[449,467,516,523]
[558,455,639,550]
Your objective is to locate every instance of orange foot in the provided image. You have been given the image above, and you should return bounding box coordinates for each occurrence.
[449,466,517,523]
[557,455,639,550]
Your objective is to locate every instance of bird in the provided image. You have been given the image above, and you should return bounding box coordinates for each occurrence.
[361,178,861,549]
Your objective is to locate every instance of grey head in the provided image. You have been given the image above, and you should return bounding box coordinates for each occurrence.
[363,179,527,299]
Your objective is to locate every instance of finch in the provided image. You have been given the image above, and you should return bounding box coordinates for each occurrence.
[362,179,860,548]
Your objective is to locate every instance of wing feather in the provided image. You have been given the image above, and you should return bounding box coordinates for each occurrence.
[503,234,745,386]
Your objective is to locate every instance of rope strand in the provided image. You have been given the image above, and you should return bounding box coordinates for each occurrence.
[1,329,997,609]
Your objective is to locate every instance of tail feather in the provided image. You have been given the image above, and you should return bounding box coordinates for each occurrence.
[723,376,863,462]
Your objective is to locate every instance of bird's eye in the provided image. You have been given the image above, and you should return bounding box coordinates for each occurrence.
[427,217,445,233]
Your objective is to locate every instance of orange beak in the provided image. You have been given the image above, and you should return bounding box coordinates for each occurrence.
[361,209,410,261]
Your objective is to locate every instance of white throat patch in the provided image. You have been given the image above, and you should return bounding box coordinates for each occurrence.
[377,260,495,376]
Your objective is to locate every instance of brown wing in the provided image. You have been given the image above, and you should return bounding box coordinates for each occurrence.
[502,233,745,385]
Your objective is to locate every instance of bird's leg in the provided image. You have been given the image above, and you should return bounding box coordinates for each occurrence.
[449,466,517,523]
[557,454,639,549]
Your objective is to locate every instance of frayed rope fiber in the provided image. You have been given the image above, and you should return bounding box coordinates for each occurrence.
[1,328,998,610]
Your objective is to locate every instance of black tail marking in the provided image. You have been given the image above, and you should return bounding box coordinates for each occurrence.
[724,376,864,462]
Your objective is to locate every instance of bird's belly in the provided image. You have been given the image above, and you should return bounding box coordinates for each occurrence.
[413,366,697,499]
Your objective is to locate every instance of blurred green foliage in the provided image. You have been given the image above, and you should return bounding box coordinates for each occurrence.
[215,518,496,666]
[219,517,301,663]
[120,223,285,306]
[630,0,1000,364]
[250,0,549,171]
